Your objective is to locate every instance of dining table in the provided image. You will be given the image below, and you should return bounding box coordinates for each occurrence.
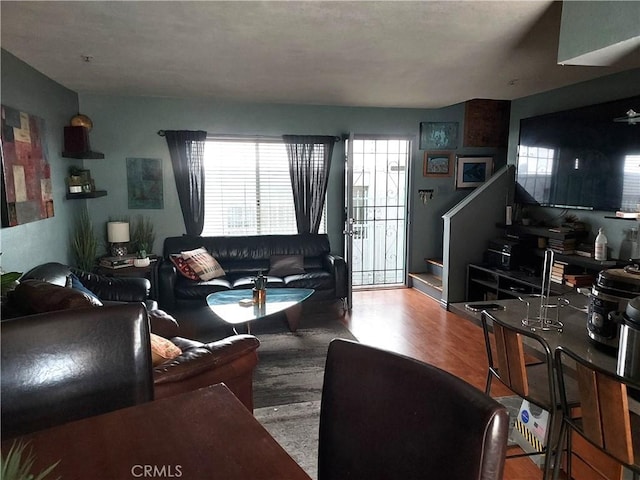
[0,383,312,480]
[452,292,619,374]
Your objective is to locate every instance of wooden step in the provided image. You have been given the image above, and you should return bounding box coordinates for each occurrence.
[425,258,443,268]
[409,273,443,291]
[424,258,443,278]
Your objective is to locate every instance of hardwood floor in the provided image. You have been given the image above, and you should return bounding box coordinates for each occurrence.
[343,287,546,480]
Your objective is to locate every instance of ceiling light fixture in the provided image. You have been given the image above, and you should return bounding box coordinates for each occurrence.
[81,55,94,63]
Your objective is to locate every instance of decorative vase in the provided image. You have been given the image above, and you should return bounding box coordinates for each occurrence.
[252,272,267,304]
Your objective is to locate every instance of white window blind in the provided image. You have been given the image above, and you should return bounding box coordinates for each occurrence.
[202,138,326,236]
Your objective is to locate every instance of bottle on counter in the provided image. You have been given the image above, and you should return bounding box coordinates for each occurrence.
[595,228,608,261]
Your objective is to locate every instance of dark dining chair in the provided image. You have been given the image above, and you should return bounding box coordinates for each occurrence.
[1,303,154,439]
[318,338,509,480]
[481,310,580,480]
[553,346,640,480]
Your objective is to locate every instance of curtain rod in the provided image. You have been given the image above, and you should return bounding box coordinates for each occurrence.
[158,130,341,142]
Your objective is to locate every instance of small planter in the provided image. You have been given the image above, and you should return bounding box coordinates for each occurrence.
[134,257,150,268]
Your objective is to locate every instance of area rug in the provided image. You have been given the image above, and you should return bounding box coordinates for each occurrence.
[254,401,321,479]
[254,396,523,480]
[252,315,357,409]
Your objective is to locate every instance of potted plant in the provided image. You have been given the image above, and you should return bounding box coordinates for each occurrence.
[71,207,98,271]
[134,242,150,267]
[131,216,156,258]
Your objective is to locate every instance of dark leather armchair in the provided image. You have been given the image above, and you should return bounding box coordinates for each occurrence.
[15,261,155,310]
[1,304,153,439]
[318,339,509,480]
[3,262,262,411]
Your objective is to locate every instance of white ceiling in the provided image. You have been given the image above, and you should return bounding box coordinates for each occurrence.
[1,1,639,109]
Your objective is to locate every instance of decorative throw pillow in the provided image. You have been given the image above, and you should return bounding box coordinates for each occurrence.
[181,247,225,281]
[150,333,182,366]
[169,254,200,281]
[268,254,305,277]
[67,273,103,305]
[11,280,99,314]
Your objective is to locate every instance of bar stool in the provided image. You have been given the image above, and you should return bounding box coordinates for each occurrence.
[553,346,640,480]
[481,310,579,480]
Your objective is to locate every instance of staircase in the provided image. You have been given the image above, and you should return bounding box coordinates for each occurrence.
[409,258,444,305]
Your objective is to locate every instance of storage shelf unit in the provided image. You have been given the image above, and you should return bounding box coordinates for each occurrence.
[62,151,104,159]
[531,249,616,270]
[467,264,573,302]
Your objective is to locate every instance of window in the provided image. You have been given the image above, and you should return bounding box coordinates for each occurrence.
[202,138,325,236]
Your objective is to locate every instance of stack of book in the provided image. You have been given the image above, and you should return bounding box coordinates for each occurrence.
[99,255,136,269]
[575,243,594,258]
[550,260,581,284]
[548,237,576,255]
[564,274,595,288]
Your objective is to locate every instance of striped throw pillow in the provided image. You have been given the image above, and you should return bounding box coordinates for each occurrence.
[181,247,225,281]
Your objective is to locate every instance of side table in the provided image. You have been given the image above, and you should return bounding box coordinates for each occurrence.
[96,261,158,300]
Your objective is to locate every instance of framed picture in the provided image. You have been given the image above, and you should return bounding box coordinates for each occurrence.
[127,157,164,209]
[419,122,458,150]
[423,151,453,177]
[455,156,493,189]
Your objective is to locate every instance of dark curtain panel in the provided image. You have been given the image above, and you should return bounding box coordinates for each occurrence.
[283,135,336,234]
[163,130,207,236]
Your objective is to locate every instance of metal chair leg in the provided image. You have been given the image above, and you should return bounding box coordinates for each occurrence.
[552,421,568,480]
[485,371,493,395]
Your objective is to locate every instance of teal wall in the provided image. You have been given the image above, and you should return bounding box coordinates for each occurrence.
[78,94,505,273]
[3,44,638,275]
[0,50,81,272]
[558,2,640,64]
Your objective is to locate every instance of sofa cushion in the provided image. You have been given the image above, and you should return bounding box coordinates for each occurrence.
[11,280,99,314]
[169,254,200,281]
[268,254,305,277]
[150,333,182,366]
[148,309,180,338]
[284,271,335,290]
[181,247,225,281]
[174,276,233,300]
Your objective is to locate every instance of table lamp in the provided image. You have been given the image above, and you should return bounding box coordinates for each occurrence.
[107,221,130,257]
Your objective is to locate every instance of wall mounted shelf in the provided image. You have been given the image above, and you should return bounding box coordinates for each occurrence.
[66,190,107,200]
[62,151,104,159]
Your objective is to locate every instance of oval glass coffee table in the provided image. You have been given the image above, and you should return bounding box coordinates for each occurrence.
[206,288,314,334]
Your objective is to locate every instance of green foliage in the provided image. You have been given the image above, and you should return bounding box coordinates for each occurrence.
[71,207,98,271]
[131,215,156,256]
[68,165,83,177]
[0,440,60,480]
[1,271,22,295]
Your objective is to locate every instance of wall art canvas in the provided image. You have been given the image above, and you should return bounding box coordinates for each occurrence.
[419,122,458,150]
[127,157,163,209]
[0,105,53,227]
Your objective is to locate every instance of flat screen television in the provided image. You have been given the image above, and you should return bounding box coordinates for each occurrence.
[515,96,640,211]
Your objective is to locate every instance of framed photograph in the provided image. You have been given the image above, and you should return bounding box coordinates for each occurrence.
[455,156,493,189]
[423,151,453,177]
[127,157,164,209]
[419,122,458,150]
